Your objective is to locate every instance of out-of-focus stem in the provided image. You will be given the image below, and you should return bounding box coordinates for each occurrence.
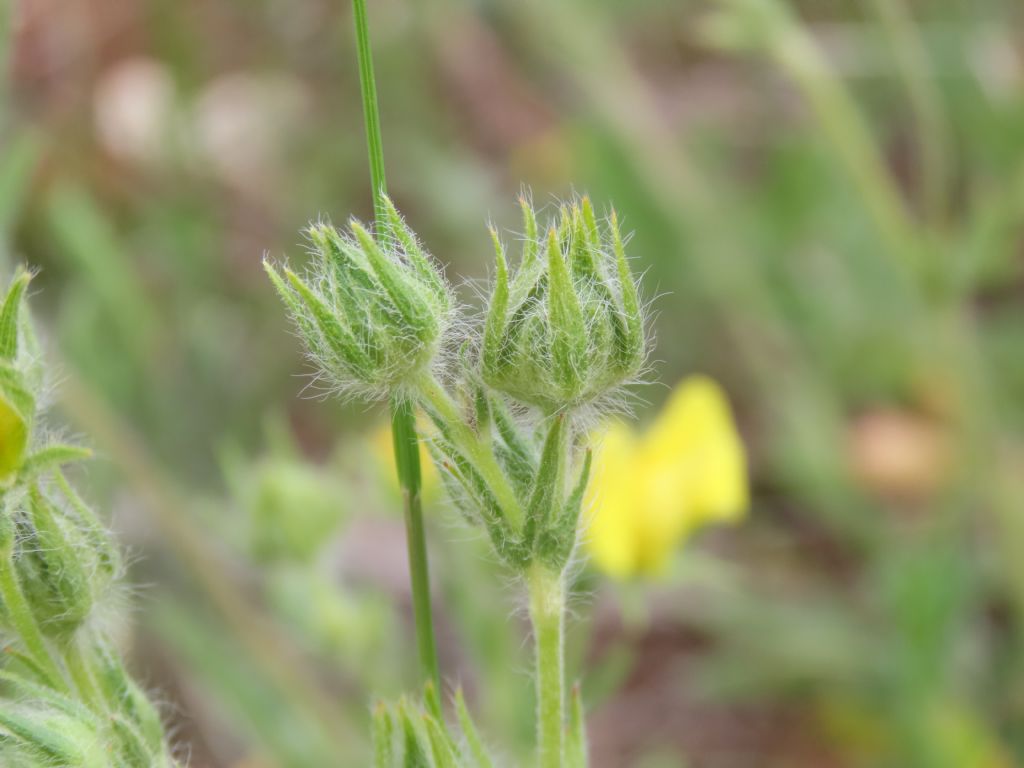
[761,3,925,279]
[869,0,948,228]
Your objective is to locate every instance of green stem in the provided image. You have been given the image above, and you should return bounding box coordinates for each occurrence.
[352,0,388,225]
[528,564,565,768]
[391,395,441,692]
[0,549,66,691]
[350,0,441,690]
[417,375,523,528]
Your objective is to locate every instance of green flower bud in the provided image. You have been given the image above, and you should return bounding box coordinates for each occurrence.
[265,196,453,400]
[11,485,118,639]
[244,459,345,564]
[482,196,646,411]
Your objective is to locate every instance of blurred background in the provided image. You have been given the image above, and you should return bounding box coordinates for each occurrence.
[3,0,1024,765]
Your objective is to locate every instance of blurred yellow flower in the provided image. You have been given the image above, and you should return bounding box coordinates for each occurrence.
[585,376,748,579]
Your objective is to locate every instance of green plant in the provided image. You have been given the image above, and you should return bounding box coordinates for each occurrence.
[265,3,648,765]
[265,0,448,696]
[0,270,178,767]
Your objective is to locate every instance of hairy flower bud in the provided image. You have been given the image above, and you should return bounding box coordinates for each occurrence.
[12,486,118,639]
[265,196,453,400]
[482,196,645,411]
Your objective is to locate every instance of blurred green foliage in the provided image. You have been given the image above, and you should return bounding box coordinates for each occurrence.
[5,0,1024,765]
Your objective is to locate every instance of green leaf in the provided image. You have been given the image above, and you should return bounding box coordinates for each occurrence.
[0,650,56,689]
[54,470,120,580]
[109,714,160,767]
[482,229,510,378]
[373,703,396,768]
[282,266,373,377]
[523,415,565,555]
[0,361,33,417]
[0,268,30,361]
[567,202,599,283]
[423,714,460,768]
[455,689,495,768]
[398,699,434,768]
[0,671,96,723]
[382,196,447,300]
[610,211,644,373]
[92,643,166,754]
[0,708,96,764]
[422,680,444,723]
[426,430,524,567]
[580,196,601,251]
[538,448,592,569]
[18,444,92,480]
[351,220,431,334]
[519,194,539,271]
[492,397,535,470]
[546,228,588,396]
[489,399,534,500]
[566,683,587,768]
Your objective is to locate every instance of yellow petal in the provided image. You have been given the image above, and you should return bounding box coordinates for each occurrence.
[584,423,644,578]
[584,376,749,580]
[644,376,748,524]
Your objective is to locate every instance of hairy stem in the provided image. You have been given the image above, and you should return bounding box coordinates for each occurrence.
[528,563,565,768]
[391,395,440,691]
[0,549,66,691]
[351,0,441,689]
